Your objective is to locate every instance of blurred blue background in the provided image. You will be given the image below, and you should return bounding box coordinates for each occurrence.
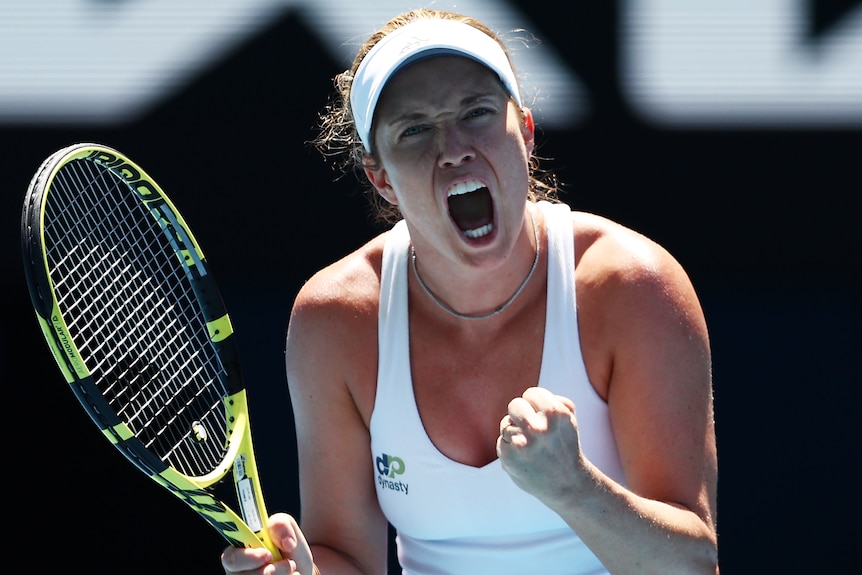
[2,1,859,572]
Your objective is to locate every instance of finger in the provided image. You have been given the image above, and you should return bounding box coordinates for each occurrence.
[496,432,507,456]
[521,386,561,411]
[220,545,272,573]
[497,420,521,453]
[508,391,556,433]
[520,388,576,420]
[506,396,537,427]
[268,513,299,554]
[499,414,514,435]
[269,514,315,575]
[557,394,576,413]
[501,411,528,443]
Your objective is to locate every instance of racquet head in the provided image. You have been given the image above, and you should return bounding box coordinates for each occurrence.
[21,142,281,558]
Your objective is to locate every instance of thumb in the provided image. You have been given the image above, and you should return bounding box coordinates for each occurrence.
[269,513,316,574]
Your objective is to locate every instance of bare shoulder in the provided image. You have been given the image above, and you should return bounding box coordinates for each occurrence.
[571,211,688,287]
[285,232,388,423]
[570,210,710,397]
[290,233,387,324]
[571,211,703,316]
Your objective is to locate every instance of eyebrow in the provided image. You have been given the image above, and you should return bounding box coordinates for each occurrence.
[384,91,502,127]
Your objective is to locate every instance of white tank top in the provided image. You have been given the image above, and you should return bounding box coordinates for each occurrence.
[371,201,625,574]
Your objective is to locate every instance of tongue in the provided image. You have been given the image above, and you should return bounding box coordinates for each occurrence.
[448,188,492,231]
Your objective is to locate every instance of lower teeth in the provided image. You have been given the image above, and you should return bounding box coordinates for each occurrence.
[465,223,493,239]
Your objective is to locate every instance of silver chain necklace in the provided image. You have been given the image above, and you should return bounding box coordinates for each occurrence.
[410,209,539,320]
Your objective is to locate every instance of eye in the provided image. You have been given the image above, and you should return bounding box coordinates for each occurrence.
[401,124,427,138]
[464,107,492,120]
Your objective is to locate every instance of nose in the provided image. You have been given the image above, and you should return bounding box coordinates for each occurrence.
[437,126,475,168]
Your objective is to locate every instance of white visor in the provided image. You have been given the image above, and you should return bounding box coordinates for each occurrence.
[349,18,522,152]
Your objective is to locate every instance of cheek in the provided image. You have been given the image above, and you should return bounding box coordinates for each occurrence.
[495,126,532,167]
[377,149,436,196]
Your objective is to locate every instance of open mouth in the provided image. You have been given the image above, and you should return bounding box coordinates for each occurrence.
[447,180,494,239]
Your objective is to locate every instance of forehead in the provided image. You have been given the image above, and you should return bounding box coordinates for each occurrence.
[376,55,506,113]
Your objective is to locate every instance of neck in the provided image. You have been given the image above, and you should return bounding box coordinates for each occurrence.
[411,208,540,321]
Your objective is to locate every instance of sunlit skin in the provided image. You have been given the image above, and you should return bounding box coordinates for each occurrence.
[221,50,718,575]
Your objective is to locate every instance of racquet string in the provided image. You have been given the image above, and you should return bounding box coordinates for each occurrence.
[44,158,231,478]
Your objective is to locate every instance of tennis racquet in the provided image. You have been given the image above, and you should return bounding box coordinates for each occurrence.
[21,142,281,558]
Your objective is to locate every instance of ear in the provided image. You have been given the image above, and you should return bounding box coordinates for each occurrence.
[364,163,398,205]
[521,107,535,154]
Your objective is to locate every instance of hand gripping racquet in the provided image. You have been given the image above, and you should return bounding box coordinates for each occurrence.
[21,142,281,558]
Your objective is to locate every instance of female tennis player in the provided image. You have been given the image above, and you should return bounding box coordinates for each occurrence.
[221,8,718,574]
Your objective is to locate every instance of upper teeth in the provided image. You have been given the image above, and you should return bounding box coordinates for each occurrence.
[447,180,484,196]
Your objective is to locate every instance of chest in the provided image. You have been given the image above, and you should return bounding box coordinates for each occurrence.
[408,309,546,467]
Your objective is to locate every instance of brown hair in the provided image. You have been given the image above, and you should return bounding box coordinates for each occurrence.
[311,9,558,225]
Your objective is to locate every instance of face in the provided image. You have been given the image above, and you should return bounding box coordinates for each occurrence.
[364,55,535,270]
